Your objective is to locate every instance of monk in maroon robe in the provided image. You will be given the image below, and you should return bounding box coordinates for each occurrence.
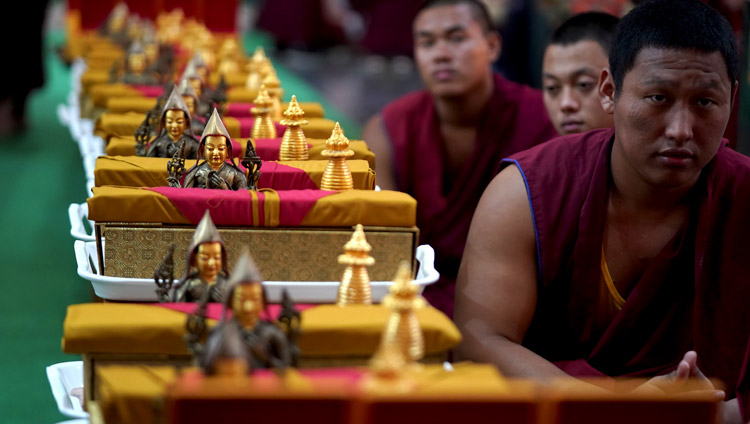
[363,0,557,317]
[455,1,749,422]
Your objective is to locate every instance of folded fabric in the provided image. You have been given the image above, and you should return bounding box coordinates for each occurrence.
[94,156,375,190]
[89,83,164,108]
[96,112,337,140]
[62,303,460,356]
[81,70,110,93]
[104,137,375,170]
[106,97,325,118]
[87,186,416,227]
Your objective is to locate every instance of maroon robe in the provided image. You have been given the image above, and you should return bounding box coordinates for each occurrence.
[503,128,750,402]
[382,73,557,316]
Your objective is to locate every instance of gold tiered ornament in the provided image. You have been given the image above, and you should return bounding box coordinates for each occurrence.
[262,70,284,121]
[246,46,267,75]
[251,84,277,139]
[359,262,423,394]
[279,95,309,161]
[320,123,355,191]
[336,224,375,306]
[381,262,426,364]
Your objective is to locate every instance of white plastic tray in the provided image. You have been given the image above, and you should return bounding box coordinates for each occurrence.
[46,361,88,420]
[74,240,439,303]
[68,203,97,242]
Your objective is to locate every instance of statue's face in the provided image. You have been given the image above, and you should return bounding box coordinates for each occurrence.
[189,78,202,98]
[182,96,196,116]
[194,242,222,283]
[128,53,147,74]
[204,136,228,170]
[165,110,187,141]
[232,283,264,328]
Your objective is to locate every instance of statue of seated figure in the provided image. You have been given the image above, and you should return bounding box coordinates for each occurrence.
[143,86,200,159]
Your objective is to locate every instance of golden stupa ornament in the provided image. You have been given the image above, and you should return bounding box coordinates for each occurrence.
[262,70,284,121]
[359,340,415,394]
[279,95,309,161]
[246,57,273,90]
[336,224,375,306]
[381,262,426,364]
[251,84,277,139]
[246,46,267,74]
[320,123,355,191]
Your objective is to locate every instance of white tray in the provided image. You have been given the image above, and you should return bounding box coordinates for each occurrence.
[74,240,439,303]
[68,203,97,242]
[46,361,88,420]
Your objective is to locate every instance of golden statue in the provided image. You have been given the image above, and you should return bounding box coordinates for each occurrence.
[172,109,249,191]
[336,224,375,306]
[144,86,200,158]
[381,262,426,364]
[320,122,354,191]
[279,95,309,161]
[190,250,301,375]
[217,38,241,76]
[154,210,230,303]
[251,84,277,139]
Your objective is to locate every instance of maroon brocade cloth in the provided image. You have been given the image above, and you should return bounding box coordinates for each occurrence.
[381,73,557,317]
[504,128,750,397]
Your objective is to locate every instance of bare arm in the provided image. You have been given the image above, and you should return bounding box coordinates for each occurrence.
[361,114,396,191]
[454,165,569,380]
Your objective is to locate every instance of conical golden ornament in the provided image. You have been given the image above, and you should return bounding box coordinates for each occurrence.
[320,123,355,191]
[262,70,284,121]
[251,84,277,139]
[245,58,273,90]
[246,46,267,74]
[336,224,375,306]
[381,262,426,364]
[279,95,309,161]
[359,341,415,394]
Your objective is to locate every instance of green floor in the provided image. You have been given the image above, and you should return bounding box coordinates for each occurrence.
[0,32,359,423]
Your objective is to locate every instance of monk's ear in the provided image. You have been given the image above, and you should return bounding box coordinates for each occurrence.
[599,67,615,115]
[486,31,501,63]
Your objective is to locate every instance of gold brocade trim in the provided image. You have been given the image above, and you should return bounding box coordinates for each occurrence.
[260,189,280,227]
[601,245,626,310]
[249,190,260,226]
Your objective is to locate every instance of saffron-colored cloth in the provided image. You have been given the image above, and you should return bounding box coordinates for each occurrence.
[89,83,160,108]
[225,102,325,119]
[502,128,750,399]
[62,303,461,356]
[382,73,557,316]
[155,302,315,321]
[106,98,325,118]
[87,186,416,227]
[105,136,376,170]
[96,113,337,140]
[105,136,243,159]
[93,156,373,190]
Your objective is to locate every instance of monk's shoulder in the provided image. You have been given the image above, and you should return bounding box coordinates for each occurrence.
[381,89,432,123]
[493,74,557,142]
[712,146,750,191]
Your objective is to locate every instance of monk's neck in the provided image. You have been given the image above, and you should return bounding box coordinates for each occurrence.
[433,75,494,127]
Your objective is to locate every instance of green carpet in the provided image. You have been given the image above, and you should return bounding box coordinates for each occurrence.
[0,32,90,423]
[0,31,360,423]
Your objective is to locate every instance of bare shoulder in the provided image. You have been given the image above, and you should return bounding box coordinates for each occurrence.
[455,164,538,345]
[362,114,396,190]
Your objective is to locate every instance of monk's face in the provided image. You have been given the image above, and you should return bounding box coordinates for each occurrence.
[602,47,735,190]
[413,4,499,98]
[232,283,264,328]
[182,96,196,116]
[165,109,187,141]
[194,242,222,283]
[204,136,228,170]
[542,40,613,135]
